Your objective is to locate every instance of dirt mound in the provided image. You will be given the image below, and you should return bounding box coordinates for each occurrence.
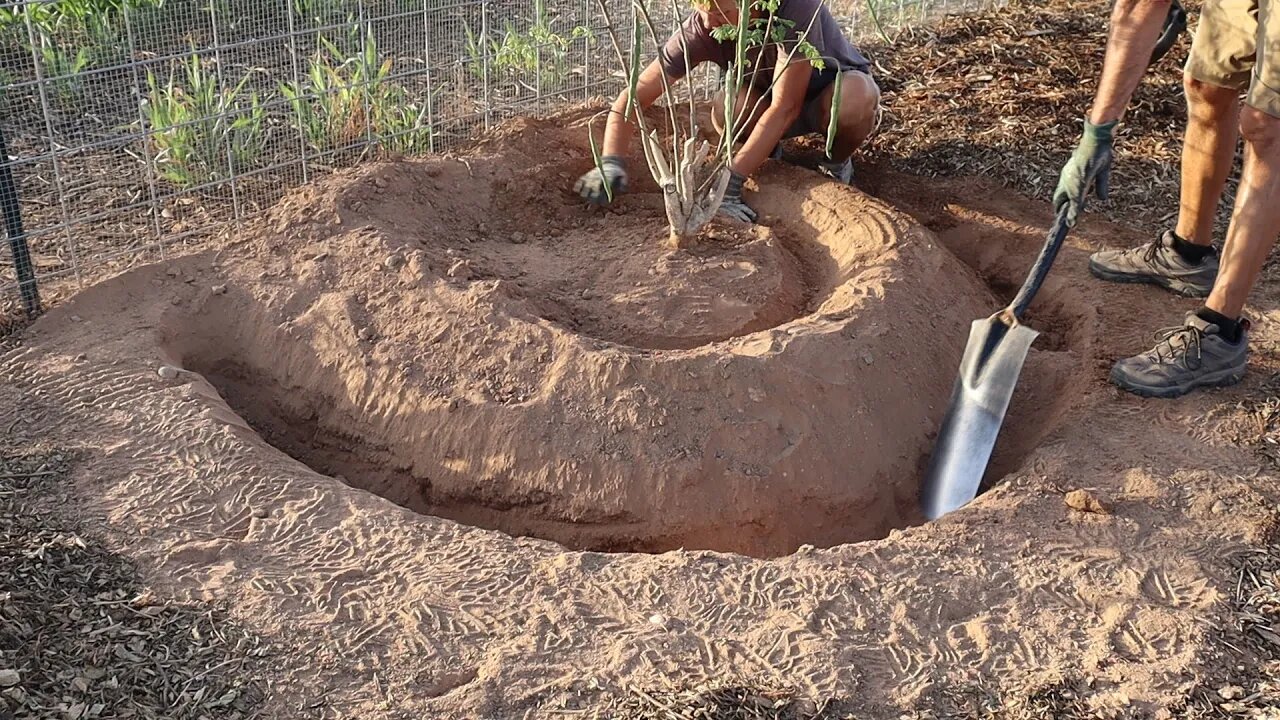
[117,112,1031,558]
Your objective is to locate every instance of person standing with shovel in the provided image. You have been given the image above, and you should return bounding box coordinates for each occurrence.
[1055,0,1280,397]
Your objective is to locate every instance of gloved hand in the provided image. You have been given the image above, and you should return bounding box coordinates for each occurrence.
[574,155,627,205]
[1053,119,1116,226]
[718,170,757,224]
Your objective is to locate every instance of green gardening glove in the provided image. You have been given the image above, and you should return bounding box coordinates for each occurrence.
[1053,119,1116,226]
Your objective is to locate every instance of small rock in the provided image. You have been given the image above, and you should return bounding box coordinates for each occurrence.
[0,669,18,687]
[862,352,874,365]
[648,613,668,627]
[1064,489,1110,515]
[447,259,471,279]
[156,365,180,380]
[357,327,375,341]
[511,232,526,244]
[211,284,227,295]
[166,267,180,277]
[580,288,591,300]
[1218,685,1245,701]
[69,315,81,323]
[373,177,387,189]
[74,353,87,361]
[385,254,405,270]
[1211,499,1227,514]
[313,251,330,262]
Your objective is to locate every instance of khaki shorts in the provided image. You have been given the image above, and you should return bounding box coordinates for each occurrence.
[1186,0,1280,117]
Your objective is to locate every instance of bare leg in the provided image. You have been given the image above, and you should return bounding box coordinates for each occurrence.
[809,71,881,162]
[1205,105,1280,318]
[1174,76,1242,245]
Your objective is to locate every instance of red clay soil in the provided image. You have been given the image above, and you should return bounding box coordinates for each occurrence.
[0,107,1277,718]
[154,112,1007,558]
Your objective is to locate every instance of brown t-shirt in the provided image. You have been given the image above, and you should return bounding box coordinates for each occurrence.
[658,0,870,93]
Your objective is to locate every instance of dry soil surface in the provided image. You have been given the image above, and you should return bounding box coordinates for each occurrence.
[1,108,1278,719]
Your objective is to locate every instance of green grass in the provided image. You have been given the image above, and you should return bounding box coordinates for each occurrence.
[281,31,432,158]
[144,52,267,188]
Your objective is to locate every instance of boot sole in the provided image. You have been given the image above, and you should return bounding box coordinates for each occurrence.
[1088,260,1213,298]
[1110,364,1245,399]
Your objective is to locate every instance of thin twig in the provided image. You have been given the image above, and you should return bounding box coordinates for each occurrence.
[0,469,58,480]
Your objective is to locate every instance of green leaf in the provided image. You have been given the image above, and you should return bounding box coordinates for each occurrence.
[710,24,737,42]
[587,116,612,203]
[625,5,642,117]
[825,71,842,160]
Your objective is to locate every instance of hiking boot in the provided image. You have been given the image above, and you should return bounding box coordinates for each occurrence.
[1089,230,1219,297]
[1110,313,1249,398]
[817,157,854,185]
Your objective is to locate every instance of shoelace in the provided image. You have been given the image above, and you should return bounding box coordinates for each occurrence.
[1142,238,1163,263]
[1150,324,1204,370]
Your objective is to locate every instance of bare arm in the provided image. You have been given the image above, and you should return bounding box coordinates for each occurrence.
[731,57,810,178]
[602,59,676,158]
[1089,0,1171,124]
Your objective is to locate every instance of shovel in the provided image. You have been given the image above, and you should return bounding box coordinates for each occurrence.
[919,205,1071,520]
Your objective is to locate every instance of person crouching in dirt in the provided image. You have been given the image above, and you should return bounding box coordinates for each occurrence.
[573,0,880,223]
[1055,0,1280,397]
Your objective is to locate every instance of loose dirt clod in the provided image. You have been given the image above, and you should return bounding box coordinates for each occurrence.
[1064,489,1109,515]
[1217,684,1245,700]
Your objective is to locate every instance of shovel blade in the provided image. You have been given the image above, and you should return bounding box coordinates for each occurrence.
[920,315,1040,520]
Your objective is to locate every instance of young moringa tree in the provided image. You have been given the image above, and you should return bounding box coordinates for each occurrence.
[587,0,846,249]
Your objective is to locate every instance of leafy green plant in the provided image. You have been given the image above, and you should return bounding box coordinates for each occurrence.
[0,0,161,33]
[39,39,91,107]
[2,0,156,93]
[281,32,431,158]
[708,1,824,69]
[144,52,266,188]
[291,0,348,26]
[465,0,591,89]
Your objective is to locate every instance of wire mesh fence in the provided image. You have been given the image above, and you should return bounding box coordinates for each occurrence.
[0,0,994,322]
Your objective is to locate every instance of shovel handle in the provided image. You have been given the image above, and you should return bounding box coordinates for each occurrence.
[1149,0,1187,67]
[1008,204,1071,321]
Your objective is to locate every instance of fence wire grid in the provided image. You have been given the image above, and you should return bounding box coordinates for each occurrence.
[0,0,993,322]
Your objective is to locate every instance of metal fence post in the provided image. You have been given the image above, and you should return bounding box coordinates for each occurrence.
[0,126,40,318]
[481,0,492,129]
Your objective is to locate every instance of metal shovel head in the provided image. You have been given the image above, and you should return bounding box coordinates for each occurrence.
[920,313,1040,520]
